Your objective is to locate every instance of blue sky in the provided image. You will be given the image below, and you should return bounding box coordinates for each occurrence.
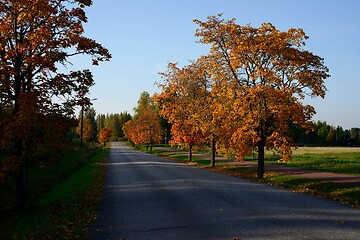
[76,0,360,129]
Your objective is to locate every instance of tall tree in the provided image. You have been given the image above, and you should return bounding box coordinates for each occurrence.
[0,0,111,203]
[194,14,330,178]
[123,109,162,151]
[98,127,112,147]
[96,114,106,133]
[76,112,93,143]
[95,112,131,141]
[156,63,208,161]
[123,92,162,151]
[85,107,97,143]
[134,91,152,116]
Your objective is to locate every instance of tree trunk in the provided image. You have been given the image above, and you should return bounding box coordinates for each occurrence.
[188,144,193,162]
[14,140,28,206]
[80,107,84,147]
[257,139,265,178]
[13,98,29,206]
[211,137,216,168]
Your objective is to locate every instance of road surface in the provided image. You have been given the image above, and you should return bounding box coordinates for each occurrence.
[89,142,360,240]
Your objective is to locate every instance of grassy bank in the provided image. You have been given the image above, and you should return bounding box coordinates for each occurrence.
[1,146,109,239]
[151,146,360,209]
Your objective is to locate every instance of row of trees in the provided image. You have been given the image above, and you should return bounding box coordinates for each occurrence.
[153,14,330,178]
[295,121,360,147]
[75,107,131,144]
[96,112,132,141]
[117,16,360,179]
[120,98,360,150]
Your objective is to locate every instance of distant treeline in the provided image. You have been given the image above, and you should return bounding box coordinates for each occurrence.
[95,112,132,141]
[81,108,359,147]
[294,121,360,147]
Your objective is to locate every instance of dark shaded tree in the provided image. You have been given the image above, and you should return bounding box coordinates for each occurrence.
[0,0,111,204]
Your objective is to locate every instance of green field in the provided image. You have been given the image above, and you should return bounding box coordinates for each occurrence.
[265,147,360,176]
[292,147,360,155]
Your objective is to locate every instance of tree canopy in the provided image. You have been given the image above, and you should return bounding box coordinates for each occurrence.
[0,0,111,203]
[156,14,330,177]
[0,0,111,115]
[123,91,162,151]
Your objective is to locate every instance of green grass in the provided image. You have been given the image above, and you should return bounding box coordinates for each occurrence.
[291,147,360,155]
[2,146,109,239]
[264,151,360,176]
[289,152,360,175]
[153,145,360,176]
[151,149,214,166]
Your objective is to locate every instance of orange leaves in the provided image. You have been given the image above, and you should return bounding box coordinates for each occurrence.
[98,128,112,145]
[76,118,93,141]
[156,15,329,170]
[123,92,163,148]
[122,111,162,147]
[0,0,110,116]
[155,61,210,148]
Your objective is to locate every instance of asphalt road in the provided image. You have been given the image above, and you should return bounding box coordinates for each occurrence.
[89,142,360,240]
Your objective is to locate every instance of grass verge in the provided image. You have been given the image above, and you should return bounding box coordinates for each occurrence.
[266,152,360,176]
[3,146,109,239]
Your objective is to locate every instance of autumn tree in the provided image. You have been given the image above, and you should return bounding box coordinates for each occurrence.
[123,110,162,151]
[194,14,330,178]
[76,107,97,145]
[117,112,132,138]
[76,117,93,142]
[155,63,209,162]
[0,92,76,183]
[122,120,141,145]
[85,107,98,143]
[123,92,162,152]
[0,0,111,203]
[98,127,112,147]
[97,112,132,140]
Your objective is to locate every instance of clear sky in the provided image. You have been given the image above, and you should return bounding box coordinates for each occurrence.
[75,0,360,129]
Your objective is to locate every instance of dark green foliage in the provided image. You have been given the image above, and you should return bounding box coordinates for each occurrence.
[96,112,132,141]
[294,121,360,147]
[0,145,108,239]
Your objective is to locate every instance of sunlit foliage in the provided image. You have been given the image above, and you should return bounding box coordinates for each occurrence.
[156,14,330,177]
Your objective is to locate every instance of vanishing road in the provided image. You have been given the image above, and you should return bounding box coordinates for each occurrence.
[90,142,360,240]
